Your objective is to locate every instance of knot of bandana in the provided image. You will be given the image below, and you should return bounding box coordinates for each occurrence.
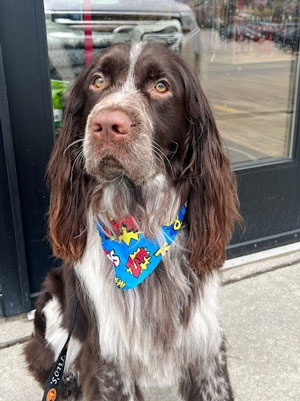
[96,204,186,290]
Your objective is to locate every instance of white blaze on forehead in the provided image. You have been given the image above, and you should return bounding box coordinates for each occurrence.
[123,41,145,92]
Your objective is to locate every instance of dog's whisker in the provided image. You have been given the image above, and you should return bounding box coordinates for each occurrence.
[151,144,175,177]
[169,139,179,154]
[70,148,84,191]
[72,226,88,239]
[63,138,84,155]
[99,172,124,185]
[153,139,177,156]
[151,149,165,167]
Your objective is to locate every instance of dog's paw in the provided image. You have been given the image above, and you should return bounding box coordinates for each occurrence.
[60,372,82,400]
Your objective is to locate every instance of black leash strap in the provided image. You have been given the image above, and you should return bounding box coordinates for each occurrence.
[42,294,78,401]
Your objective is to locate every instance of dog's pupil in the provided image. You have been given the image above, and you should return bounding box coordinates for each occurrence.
[95,77,103,86]
[157,82,166,91]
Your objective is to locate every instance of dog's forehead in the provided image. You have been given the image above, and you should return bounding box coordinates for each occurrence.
[94,42,176,86]
[94,43,131,81]
[134,42,175,76]
[134,42,179,83]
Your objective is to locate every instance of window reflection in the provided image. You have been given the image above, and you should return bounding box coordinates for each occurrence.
[195,0,299,163]
[45,0,200,80]
[44,0,299,164]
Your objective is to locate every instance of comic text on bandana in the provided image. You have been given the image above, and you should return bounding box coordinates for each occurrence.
[96,204,186,290]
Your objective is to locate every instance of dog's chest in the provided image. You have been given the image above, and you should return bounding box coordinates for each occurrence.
[75,228,222,388]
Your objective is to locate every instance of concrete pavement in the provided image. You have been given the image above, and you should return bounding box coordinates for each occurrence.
[1,244,300,401]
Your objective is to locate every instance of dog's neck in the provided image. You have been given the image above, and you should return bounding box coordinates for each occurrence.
[89,174,182,238]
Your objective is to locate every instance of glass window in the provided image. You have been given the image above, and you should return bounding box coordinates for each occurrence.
[44,0,300,164]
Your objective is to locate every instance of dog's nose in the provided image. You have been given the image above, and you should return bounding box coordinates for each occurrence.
[91,110,132,141]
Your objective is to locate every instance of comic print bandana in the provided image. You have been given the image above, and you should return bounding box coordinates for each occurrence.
[96,204,186,290]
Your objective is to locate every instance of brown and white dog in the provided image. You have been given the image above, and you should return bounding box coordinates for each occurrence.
[25,42,239,401]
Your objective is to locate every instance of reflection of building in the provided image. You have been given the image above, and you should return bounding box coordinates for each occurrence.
[195,0,299,27]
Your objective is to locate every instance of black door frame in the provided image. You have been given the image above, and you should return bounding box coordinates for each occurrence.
[0,0,299,316]
[0,45,31,316]
[0,0,55,316]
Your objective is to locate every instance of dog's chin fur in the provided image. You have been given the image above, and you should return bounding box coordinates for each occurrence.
[95,156,125,181]
[25,42,238,401]
[90,173,181,239]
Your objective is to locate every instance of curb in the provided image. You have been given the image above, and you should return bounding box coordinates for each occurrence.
[222,242,300,285]
[0,336,31,351]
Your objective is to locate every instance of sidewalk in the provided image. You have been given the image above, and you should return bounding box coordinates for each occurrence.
[1,244,300,401]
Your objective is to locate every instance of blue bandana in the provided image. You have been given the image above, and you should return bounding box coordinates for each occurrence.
[96,204,186,290]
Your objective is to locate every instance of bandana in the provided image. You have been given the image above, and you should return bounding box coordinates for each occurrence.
[96,204,186,290]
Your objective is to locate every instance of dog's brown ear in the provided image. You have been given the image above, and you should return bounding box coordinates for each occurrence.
[47,66,93,263]
[178,63,240,273]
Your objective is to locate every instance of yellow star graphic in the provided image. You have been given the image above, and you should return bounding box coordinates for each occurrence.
[118,226,141,246]
[154,242,171,257]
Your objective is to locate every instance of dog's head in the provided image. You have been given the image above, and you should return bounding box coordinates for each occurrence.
[48,42,239,272]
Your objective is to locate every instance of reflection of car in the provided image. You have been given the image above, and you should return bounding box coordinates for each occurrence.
[275,24,300,52]
[242,24,263,42]
[220,23,263,42]
[219,22,284,43]
[44,0,200,82]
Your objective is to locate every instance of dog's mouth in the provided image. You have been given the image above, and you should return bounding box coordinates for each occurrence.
[97,156,125,180]
[101,156,123,168]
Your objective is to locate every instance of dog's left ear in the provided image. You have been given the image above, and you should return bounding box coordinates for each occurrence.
[177,63,240,273]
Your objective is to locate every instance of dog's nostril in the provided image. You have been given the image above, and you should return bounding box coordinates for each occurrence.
[94,124,102,132]
[112,124,121,134]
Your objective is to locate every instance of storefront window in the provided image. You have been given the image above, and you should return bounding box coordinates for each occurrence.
[44,0,300,164]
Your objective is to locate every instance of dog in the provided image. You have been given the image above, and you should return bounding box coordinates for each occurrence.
[25,41,239,401]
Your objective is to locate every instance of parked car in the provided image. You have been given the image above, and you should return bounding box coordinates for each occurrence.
[44,0,200,82]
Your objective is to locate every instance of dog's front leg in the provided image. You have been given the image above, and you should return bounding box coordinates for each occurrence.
[179,341,234,401]
[78,348,144,401]
[97,365,144,401]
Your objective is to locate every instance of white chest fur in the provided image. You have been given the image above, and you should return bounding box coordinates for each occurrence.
[75,224,222,388]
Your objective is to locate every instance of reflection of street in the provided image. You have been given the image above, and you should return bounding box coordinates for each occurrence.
[199,29,297,164]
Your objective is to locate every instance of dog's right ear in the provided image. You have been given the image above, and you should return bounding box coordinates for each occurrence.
[47,65,93,263]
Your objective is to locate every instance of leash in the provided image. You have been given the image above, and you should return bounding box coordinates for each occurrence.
[42,294,78,401]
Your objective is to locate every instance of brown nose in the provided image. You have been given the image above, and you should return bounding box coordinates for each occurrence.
[91,110,133,141]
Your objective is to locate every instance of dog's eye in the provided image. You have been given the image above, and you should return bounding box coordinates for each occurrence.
[93,76,105,89]
[154,81,168,93]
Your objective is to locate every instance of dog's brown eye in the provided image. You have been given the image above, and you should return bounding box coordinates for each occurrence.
[154,81,168,93]
[93,76,105,89]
